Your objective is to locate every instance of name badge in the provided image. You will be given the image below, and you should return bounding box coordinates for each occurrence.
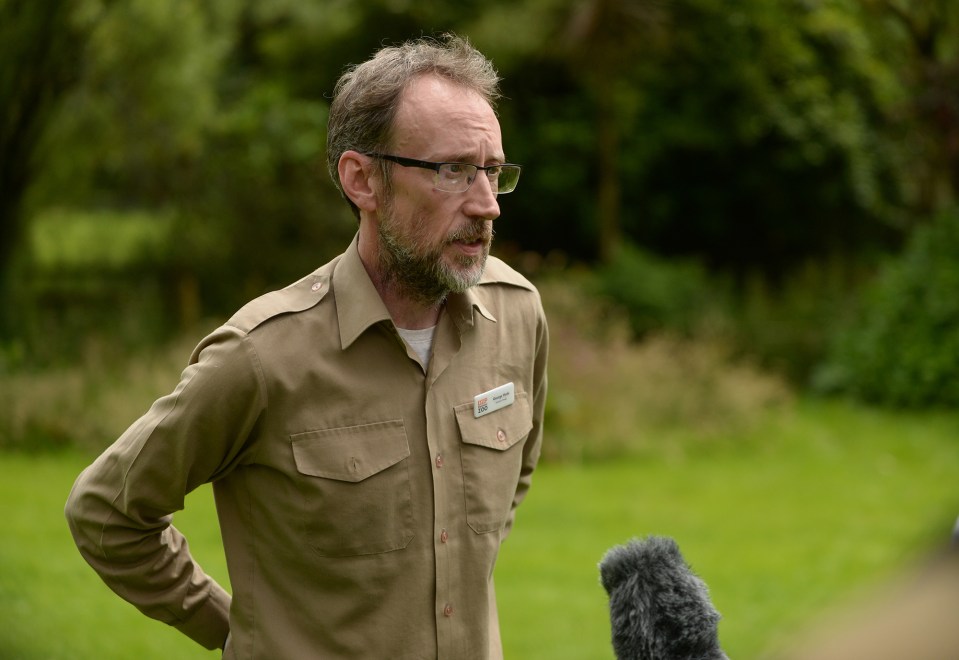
[474,382,515,418]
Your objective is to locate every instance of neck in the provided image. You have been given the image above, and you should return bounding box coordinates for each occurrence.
[375,279,445,330]
[357,230,446,329]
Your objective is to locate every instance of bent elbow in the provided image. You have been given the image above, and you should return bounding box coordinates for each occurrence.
[64,469,105,559]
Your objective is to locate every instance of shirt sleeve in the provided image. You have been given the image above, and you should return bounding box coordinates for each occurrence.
[504,296,549,538]
[64,326,265,650]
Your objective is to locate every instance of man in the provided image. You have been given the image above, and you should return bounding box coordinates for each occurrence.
[65,34,548,659]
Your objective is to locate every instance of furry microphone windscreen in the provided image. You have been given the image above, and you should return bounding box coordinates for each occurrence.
[599,536,728,660]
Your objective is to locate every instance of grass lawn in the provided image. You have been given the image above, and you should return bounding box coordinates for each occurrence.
[1,398,956,659]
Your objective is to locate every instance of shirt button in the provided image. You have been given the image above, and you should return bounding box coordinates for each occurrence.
[443,604,454,617]
[496,429,507,443]
[440,529,449,543]
[311,281,323,292]
[435,454,444,468]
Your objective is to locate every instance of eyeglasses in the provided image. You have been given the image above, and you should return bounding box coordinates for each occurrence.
[366,153,522,194]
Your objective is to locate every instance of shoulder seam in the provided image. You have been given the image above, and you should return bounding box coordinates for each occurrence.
[226,271,331,335]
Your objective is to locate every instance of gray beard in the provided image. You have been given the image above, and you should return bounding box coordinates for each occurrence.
[376,218,492,308]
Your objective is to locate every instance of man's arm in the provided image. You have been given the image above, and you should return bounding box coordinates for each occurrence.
[65,327,264,649]
[504,297,549,537]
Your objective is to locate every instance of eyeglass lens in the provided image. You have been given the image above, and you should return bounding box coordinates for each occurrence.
[436,164,520,194]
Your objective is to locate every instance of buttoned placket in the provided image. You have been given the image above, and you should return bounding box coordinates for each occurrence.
[423,293,491,655]
[423,310,459,656]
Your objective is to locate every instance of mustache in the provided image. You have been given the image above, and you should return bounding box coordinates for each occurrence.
[447,223,494,244]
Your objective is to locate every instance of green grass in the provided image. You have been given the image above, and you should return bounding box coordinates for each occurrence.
[497,399,959,658]
[1,399,957,659]
[0,453,227,660]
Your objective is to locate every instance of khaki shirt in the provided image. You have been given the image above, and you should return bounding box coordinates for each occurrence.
[65,236,549,659]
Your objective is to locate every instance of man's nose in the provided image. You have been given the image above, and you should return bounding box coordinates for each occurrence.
[464,172,501,221]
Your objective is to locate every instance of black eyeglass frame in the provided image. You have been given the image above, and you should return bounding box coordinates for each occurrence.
[365,152,522,194]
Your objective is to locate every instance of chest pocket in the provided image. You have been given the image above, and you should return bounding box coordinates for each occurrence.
[454,392,533,534]
[291,420,414,557]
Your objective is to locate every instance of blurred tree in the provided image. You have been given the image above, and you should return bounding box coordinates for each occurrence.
[466,0,666,262]
[622,0,905,276]
[23,0,243,328]
[23,0,356,326]
[557,0,669,262]
[0,0,92,334]
[860,0,959,217]
[7,0,953,371]
[473,0,905,274]
[21,1,521,325]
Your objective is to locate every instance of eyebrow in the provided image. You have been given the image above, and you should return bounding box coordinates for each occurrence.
[443,153,506,166]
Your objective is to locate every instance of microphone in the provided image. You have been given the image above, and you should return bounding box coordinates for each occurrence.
[599,536,728,660]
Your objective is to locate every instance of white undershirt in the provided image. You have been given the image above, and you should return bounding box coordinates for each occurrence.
[396,325,437,368]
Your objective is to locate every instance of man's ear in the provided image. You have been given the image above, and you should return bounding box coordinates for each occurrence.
[338,150,379,213]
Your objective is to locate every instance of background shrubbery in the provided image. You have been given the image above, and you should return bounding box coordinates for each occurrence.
[0,332,210,453]
[4,210,958,454]
[538,274,792,462]
[3,0,959,453]
[1,277,794,460]
[815,208,959,408]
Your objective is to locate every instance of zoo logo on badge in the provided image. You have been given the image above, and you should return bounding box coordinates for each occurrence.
[473,382,515,418]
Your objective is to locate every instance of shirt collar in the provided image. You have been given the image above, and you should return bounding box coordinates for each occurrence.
[333,235,393,350]
[448,284,497,333]
[332,234,498,349]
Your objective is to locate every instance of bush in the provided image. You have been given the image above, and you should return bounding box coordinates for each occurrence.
[0,330,207,452]
[815,208,959,407]
[1,272,794,460]
[727,258,864,384]
[592,242,715,338]
[590,242,859,385]
[538,275,792,462]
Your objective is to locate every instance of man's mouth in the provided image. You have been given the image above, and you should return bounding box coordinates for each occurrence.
[455,236,486,246]
[448,225,492,246]
[452,237,485,252]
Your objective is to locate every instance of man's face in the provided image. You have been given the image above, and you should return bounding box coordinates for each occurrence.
[374,75,503,305]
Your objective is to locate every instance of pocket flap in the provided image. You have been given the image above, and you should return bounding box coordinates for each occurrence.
[454,392,532,451]
[291,420,410,482]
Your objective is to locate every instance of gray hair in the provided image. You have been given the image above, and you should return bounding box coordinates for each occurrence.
[326,34,502,219]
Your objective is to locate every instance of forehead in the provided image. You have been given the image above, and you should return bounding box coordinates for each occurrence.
[391,75,502,158]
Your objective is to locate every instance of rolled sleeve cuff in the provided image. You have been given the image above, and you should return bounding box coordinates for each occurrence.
[173,585,232,650]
